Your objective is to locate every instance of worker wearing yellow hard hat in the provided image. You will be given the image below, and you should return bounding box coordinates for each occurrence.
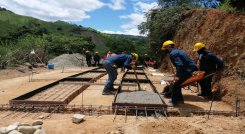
[161,40,175,50]
[102,52,138,95]
[131,53,138,61]
[193,42,224,99]
[161,40,197,107]
[193,42,205,52]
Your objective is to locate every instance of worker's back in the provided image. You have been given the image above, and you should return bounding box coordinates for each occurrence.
[106,54,132,69]
[169,48,197,76]
[198,50,224,74]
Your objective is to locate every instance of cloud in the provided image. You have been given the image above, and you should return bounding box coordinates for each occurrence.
[0,0,105,21]
[120,13,145,30]
[134,2,158,13]
[100,30,123,35]
[106,0,126,10]
[117,1,158,36]
[100,28,140,36]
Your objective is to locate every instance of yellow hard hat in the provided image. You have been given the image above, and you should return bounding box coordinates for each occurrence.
[193,43,205,52]
[131,53,139,61]
[95,51,99,54]
[162,40,174,50]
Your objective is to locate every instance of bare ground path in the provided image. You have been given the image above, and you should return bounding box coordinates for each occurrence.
[0,67,243,134]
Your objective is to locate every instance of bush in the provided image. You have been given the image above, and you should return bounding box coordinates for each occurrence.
[219,0,236,12]
[139,4,194,59]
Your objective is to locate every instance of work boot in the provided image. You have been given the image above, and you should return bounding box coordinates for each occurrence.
[197,92,206,96]
[167,101,174,107]
[110,87,118,91]
[197,92,212,100]
[102,91,115,95]
[167,100,184,107]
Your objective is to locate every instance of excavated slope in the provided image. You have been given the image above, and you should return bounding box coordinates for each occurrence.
[174,9,245,77]
[173,9,245,111]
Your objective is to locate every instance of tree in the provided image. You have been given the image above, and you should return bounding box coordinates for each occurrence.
[219,0,245,10]
[139,5,193,59]
[106,37,135,54]
[158,0,219,8]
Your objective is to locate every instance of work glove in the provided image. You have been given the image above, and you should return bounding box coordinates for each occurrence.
[192,71,199,75]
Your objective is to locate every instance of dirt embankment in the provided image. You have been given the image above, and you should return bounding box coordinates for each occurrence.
[175,9,245,77]
[173,9,245,110]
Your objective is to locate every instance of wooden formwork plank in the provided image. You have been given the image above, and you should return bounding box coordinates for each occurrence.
[10,67,106,105]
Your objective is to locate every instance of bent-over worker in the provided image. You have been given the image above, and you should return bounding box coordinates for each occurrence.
[162,40,197,107]
[102,53,138,95]
[193,43,224,99]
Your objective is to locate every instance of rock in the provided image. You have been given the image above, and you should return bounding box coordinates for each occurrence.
[12,122,20,126]
[6,125,18,132]
[34,129,46,134]
[8,130,23,134]
[32,120,43,126]
[18,126,36,134]
[18,123,30,127]
[37,116,44,119]
[72,114,85,123]
[0,127,7,134]
[33,125,42,130]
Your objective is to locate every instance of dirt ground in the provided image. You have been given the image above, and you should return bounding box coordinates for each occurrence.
[0,67,244,134]
[0,114,244,134]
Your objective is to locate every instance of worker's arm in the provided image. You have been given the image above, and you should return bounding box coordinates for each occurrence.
[170,53,184,78]
[209,53,224,72]
[123,56,133,69]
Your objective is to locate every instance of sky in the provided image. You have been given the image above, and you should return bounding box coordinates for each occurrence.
[0,0,159,36]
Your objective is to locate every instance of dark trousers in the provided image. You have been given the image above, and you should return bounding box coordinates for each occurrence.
[171,72,192,104]
[86,60,91,67]
[94,61,99,66]
[199,75,213,96]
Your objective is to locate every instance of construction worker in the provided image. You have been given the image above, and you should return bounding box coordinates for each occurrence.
[102,53,138,95]
[144,53,151,67]
[106,51,112,58]
[193,43,224,98]
[93,51,101,66]
[161,40,197,106]
[85,51,92,67]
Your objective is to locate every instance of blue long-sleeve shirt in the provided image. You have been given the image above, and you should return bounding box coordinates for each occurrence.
[169,48,197,77]
[106,54,132,69]
[198,51,224,74]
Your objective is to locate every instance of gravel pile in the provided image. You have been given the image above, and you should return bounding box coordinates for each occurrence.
[48,53,86,69]
[115,91,163,104]
[0,120,46,134]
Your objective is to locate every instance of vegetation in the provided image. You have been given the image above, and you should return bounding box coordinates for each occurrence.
[138,0,244,63]
[139,4,194,60]
[219,0,236,12]
[0,8,147,69]
[158,0,245,11]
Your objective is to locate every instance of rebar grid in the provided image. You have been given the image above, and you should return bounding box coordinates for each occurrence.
[0,104,240,119]
[10,67,107,105]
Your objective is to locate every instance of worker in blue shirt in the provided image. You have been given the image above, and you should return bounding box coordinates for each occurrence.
[162,40,197,106]
[193,43,224,98]
[102,53,138,95]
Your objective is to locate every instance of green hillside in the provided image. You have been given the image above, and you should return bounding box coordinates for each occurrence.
[0,7,147,69]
